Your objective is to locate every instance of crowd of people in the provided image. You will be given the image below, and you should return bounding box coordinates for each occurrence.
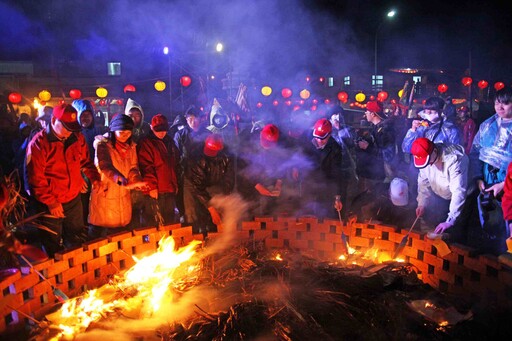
[1,87,512,261]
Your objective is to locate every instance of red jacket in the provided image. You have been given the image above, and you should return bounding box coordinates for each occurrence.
[26,126,100,207]
[503,161,512,221]
[137,132,179,193]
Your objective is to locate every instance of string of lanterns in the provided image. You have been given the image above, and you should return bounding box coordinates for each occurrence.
[6,75,510,109]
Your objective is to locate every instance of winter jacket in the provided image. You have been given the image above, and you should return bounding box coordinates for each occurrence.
[402,119,462,153]
[124,98,151,143]
[174,126,211,173]
[72,99,108,159]
[137,131,179,193]
[355,119,395,180]
[303,136,344,198]
[417,144,469,224]
[88,134,142,228]
[26,125,100,207]
[184,149,234,207]
[469,114,512,186]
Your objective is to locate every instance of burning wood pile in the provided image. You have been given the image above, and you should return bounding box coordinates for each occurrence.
[24,236,508,341]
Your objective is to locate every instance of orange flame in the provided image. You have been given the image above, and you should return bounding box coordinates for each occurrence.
[48,236,201,339]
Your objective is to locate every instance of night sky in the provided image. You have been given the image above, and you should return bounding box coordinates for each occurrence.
[1,0,511,83]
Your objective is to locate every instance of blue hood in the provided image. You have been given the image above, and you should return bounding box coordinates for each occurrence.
[72,99,95,128]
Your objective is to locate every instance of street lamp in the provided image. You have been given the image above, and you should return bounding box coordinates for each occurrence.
[163,46,172,116]
[374,9,396,89]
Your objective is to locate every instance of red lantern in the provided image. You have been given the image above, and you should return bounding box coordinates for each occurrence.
[8,92,22,104]
[117,99,123,105]
[369,95,375,101]
[377,91,388,102]
[123,84,136,93]
[461,77,473,87]
[337,91,348,103]
[256,102,263,108]
[59,100,65,105]
[285,100,292,106]
[477,80,488,89]
[281,88,292,98]
[273,100,279,106]
[69,89,81,99]
[305,76,311,82]
[180,76,192,87]
[437,84,448,93]
[99,99,106,106]
[494,82,505,91]
[324,99,331,104]
[312,99,318,105]
[311,105,317,111]
[319,77,324,83]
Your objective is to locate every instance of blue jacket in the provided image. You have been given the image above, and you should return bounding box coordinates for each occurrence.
[402,119,462,153]
[469,114,512,186]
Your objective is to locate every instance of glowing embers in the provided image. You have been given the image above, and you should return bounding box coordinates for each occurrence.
[46,237,202,339]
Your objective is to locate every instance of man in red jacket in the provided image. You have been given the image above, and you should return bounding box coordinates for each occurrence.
[26,104,101,256]
[137,114,180,225]
[502,161,512,247]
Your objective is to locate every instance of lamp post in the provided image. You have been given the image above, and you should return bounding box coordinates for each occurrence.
[374,9,396,89]
[163,46,172,116]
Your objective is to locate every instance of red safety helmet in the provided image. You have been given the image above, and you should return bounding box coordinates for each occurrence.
[312,118,332,140]
[203,134,224,157]
[260,124,279,149]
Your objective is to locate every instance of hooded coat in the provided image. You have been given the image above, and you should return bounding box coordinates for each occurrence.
[124,98,151,143]
[72,99,108,158]
[402,118,462,154]
[88,133,142,228]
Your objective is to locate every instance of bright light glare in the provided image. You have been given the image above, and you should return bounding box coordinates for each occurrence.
[387,10,396,17]
[215,43,223,52]
[163,46,169,55]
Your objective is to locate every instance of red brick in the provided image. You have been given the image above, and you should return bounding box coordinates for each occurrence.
[350,236,371,248]
[297,216,318,225]
[241,221,263,231]
[32,281,51,298]
[253,230,272,240]
[279,230,295,240]
[411,238,427,252]
[265,238,284,249]
[452,243,474,256]
[133,227,158,236]
[409,257,428,274]
[73,249,94,265]
[276,216,298,225]
[325,233,342,243]
[0,293,23,316]
[303,231,322,241]
[107,231,134,243]
[254,216,275,223]
[54,246,84,261]
[97,241,119,257]
[158,223,181,232]
[266,221,288,231]
[498,269,512,284]
[401,245,416,258]
[87,256,107,271]
[312,222,332,234]
[32,259,54,272]
[423,252,442,268]
[133,243,157,256]
[13,273,40,293]
[83,239,109,251]
[60,264,84,283]
[121,236,141,248]
[289,239,308,250]
[435,268,455,284]
[314,240,334,252]
[0,271,22,294]
[171,226,193,238]
[292,221,311,231]
[375,224,398,233]
[373,239,396,252]
[389,232,405,243]
[361,228,382,239]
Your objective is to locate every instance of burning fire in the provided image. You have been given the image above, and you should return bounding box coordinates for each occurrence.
[47,236,202,340]
[274,253,283,261]
[338,245,397,265]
